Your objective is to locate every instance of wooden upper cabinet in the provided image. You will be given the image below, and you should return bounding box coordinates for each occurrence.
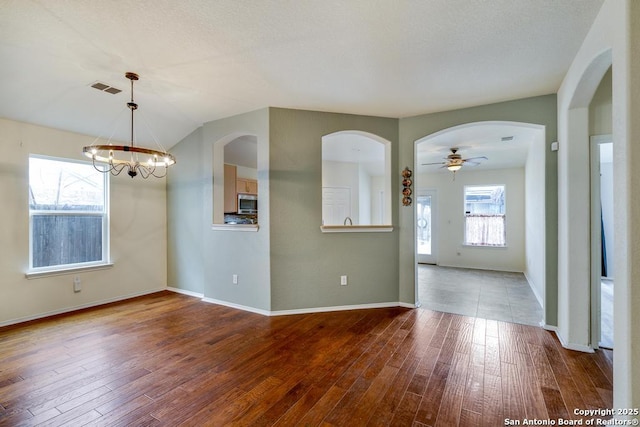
[236,178,258,195]
[224,164,237,213]
[224,163,257,213]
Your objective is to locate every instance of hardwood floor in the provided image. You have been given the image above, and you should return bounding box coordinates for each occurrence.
[0,291,613,426]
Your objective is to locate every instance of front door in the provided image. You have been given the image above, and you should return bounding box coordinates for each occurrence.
[416,190,437,264]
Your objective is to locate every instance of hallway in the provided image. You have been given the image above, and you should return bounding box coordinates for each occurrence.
[417,264,543,326]
[600,278,613,349]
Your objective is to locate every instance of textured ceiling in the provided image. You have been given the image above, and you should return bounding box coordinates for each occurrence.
[0,0,604,150]
[416,123,542,173]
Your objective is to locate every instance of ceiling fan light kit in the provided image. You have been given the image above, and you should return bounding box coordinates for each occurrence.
[423,147,487,177]
[83,72,176,179]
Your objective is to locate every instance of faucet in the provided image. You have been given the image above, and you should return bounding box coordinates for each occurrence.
[343,216,353,226]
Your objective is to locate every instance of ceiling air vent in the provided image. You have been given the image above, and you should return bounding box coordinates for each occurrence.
[501,136,514,142]
[90,81,122,94]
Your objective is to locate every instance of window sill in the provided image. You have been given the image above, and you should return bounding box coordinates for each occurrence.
[320,225,394,233]
[25,262,114,279]
[212,224,259,232]
[462,244,508,249]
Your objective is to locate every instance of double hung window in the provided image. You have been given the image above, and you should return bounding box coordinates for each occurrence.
[464,185,506,247]
[28,155,109,273]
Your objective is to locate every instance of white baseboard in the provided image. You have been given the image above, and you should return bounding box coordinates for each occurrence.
[165,287,413,316]
[270,301,405,316]
[543,324,594,353]
[558,338,595,353]
[166,286,204,299]
[0,288,165,328]
[2,288,414,329]
[201,297,271,316]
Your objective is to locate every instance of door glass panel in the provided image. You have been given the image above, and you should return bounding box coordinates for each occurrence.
[417,195,432,255]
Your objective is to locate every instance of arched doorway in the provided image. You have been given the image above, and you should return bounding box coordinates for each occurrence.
[414,121,546,325]
[557,48,612,352]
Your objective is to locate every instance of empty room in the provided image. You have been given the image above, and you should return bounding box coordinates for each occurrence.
[1,1,639,425]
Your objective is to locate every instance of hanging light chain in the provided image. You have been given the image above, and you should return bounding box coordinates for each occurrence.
[82,72,176,178]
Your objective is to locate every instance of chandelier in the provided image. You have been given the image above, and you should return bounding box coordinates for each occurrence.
[83,72,176,178]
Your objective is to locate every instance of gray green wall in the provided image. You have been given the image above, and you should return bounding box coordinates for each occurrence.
[203,109,271,311]
[167,109,271,311]
[168,98,558,321]
[167,126,205,295]
[589,67,612,136]
[398,94,559,325]
[268,108,400,311]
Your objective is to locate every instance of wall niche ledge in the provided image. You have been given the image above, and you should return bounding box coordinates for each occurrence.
[211,224,259,232]
[320,225,393,233]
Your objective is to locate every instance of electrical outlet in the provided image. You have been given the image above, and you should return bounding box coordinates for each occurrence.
[340,275,348,286]
[232,274,238,285]
[73,276,81,292]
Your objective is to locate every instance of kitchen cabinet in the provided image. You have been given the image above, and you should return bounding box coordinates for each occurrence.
[236,178,258,195]
[224,164,237,213]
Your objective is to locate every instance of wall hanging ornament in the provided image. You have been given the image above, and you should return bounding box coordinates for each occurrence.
[401,167,413,206]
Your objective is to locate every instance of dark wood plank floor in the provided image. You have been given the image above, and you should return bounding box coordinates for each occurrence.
[0,291,613,426]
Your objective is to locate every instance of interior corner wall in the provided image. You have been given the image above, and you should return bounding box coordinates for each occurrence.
[589,67,613,136]
[169,108,271,311]
[398,94,558,323]
[524,130,547,310]
[589,68,614,279]
[268,108,399,311]
[167,126,205,295]
[0,118,167,326]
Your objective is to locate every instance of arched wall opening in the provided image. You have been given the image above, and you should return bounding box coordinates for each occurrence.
[557,48,612,353]
[212,132,259,225]
[321,130,392,226]
[413,121,547,321]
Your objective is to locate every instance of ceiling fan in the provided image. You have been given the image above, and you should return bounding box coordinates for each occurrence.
[422,147,488,173]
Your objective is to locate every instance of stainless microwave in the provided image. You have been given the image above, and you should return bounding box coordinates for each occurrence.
[237,193,258,214]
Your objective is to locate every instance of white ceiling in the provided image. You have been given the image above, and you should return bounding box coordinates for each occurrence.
[416,123,541,173]
[322,132,385,176]
[0,0,604,150]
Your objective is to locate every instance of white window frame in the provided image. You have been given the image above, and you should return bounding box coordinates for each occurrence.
[27,155,111,277]
[463,184,506,247]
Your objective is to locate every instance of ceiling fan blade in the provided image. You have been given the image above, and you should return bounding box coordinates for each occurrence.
[422,162,446,166]
[464,160,481,166]
[462,156,488,162]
